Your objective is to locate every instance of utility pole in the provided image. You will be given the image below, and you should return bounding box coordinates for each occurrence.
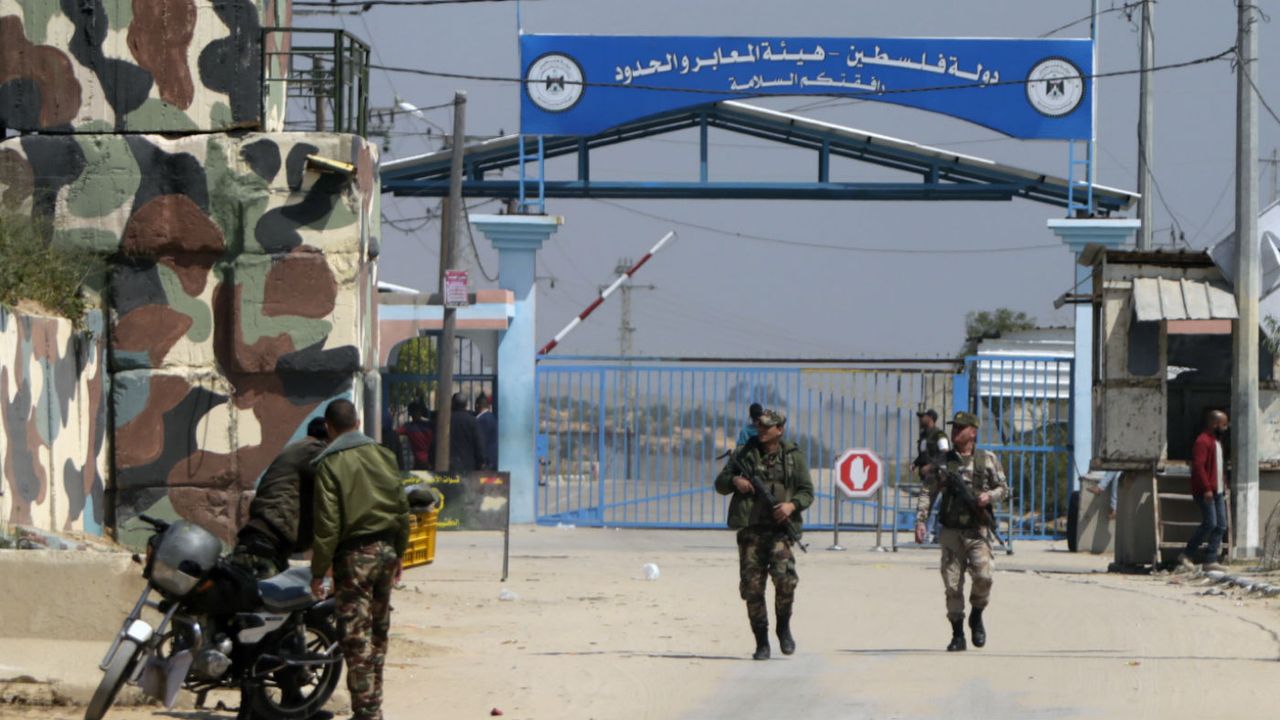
[1136,0,1155,249]
[1232,2,1260,558]
[611,257,654,480]
[434,91,466,474]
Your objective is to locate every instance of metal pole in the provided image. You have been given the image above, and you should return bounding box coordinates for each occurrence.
[1136,0,1155,249]
[828,486,845,551]
[434,92,466,474]
[874,484,884,550]
[1232,1,1260,559]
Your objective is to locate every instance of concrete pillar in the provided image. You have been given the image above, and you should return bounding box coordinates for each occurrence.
[1048,219,1140,492]
[471,214,563,523]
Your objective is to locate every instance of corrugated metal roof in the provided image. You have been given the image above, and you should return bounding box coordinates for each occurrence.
[1132,277,1238,322]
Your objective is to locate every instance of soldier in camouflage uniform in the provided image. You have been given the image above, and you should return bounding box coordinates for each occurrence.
[911,409,949,543]
[915,411,1009,652]
[715,410,814,660]
[310,400,410,720]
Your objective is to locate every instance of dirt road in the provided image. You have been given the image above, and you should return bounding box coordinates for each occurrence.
[2,528,1278,720]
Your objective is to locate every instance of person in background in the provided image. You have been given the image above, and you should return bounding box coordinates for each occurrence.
[448,392,487,474]
[399,401,434,471]
[735,403,765,447]
[475,393,498,471]
[1179,410,1230,573]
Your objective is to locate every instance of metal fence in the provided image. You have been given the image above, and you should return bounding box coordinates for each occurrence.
[261,27,370,135]
[961,354,1074,540]
[535,358,956,530]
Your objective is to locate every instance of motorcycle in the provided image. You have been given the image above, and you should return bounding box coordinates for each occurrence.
[86,515,343,720]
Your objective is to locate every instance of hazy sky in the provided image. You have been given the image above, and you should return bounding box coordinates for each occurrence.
[300,0,1280,359]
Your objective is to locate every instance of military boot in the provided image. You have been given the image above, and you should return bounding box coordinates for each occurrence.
[752,623,771,660]
[969,608,986,648]
[776,614,796,656]
[946,618,967,652]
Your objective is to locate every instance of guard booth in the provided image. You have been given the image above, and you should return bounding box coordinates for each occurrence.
[1085,247,1280,566]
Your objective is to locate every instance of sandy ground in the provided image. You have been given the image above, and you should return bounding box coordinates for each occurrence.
[2,527,1279,720]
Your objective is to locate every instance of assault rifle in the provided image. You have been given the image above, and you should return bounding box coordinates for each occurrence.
[931,449,1008,547]
[730,450,808,553]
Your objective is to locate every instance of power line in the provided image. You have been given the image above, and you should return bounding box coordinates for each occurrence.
[463,201,500,282]
[1038,1,1144,37]
[368,47,1235,100]
[592,199,1063,255]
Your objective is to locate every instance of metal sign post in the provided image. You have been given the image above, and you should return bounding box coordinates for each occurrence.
[827,486,846,551]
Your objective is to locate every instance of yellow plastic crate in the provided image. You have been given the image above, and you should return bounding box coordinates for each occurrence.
[404,509,439,568]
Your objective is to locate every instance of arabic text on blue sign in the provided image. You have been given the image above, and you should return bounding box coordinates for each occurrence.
[520,35,1093,140]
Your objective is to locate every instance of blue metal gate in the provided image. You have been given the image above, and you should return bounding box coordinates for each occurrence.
[959,355,1074,540]
[535,358,956,530]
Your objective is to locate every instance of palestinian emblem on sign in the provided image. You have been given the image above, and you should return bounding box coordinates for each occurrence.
[1025,57,1085,118]
[526,53,585,112]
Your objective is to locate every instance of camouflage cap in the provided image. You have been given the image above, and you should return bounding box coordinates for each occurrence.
[949,411,980,429]
[756,409,787,428]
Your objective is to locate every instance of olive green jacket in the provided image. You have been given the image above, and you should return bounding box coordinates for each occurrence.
[714,439,814,535]
[311,432,410,577]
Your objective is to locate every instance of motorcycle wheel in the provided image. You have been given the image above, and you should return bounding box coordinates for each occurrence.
[244,617,343,720]
[84,639,142,720]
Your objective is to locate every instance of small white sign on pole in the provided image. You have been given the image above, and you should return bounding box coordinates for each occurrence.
[444,269,469,308]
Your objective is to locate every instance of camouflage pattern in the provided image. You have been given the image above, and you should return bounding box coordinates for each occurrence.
[0,0,293,134]
[916,449,1009,525]
[0,305,108,535]
[1,130,381,546]
[334,539,398,720]
[736,527,798,630]
[939,527,993,621]
[226,545,283,579]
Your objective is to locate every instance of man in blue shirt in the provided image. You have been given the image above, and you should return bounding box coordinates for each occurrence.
[736,403,765,446]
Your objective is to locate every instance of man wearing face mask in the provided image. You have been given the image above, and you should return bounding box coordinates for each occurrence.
[1179,410,1230,572]
[916,411,1008,652]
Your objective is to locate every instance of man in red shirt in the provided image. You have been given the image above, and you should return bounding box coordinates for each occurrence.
[1179,410,1230,572]
[399,401,434,470]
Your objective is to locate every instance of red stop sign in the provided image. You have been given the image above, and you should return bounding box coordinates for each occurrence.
[834,449,884,499]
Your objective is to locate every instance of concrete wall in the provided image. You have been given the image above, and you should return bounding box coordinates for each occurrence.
[0,306,108,536]
[2,131,380,545]
[0,0,291,134]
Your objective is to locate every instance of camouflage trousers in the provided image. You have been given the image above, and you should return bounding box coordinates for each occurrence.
[334,540,399,720]
[226,547,285,581]
[737,527,798,629]
[939,527,993,621]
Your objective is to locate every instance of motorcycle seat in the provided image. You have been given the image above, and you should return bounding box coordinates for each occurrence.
[257,566,315,612]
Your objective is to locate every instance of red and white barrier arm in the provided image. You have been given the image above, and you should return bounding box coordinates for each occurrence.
[538,231,677,355]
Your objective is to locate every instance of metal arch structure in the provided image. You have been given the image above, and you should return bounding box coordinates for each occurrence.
[380,100,1137,213]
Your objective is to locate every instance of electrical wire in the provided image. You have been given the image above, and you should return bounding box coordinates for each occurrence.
[1038,1,1145,38]
[592,199,1062,255]
[463,200,501,281]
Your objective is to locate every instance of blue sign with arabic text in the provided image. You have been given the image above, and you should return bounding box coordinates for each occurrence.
[520,35,1093,140]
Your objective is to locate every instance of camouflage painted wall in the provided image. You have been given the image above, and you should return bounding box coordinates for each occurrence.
[0,0,292,134]
[0,306,108,537]
[0,130,380,544]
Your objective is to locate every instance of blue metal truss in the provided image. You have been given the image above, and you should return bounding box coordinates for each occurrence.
[380,100,1136,214]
